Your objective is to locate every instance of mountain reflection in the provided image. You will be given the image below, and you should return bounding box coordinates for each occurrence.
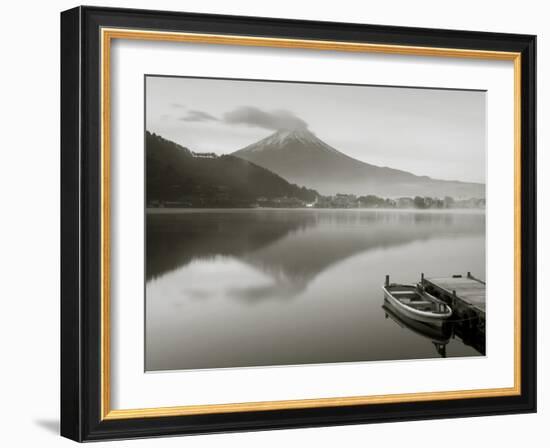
[147,210,485,301]
[146,210,316,281]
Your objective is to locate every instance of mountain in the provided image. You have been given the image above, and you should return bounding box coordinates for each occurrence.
[232,129,485,198]
[146,131,318,206]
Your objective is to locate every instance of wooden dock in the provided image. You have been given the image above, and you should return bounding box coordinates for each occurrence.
[383,272,486,353]
[421,273,486,329]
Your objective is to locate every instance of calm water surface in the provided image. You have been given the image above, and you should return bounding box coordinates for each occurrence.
[146,209,485,371]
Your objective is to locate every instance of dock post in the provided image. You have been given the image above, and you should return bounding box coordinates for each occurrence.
[452,290,457,307]
[467,271,471,278]
[421,272,424,285]
[385,275,390,287]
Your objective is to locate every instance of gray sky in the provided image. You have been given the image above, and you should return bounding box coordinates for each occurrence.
[146,76,486,183]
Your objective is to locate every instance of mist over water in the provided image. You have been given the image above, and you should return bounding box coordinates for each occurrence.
[145,209,485,371]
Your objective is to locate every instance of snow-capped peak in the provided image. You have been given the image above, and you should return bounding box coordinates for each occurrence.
[262,128,315,145]
[241,128,341,155]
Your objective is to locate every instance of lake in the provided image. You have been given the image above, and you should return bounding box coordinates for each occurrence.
[145,208,486,371]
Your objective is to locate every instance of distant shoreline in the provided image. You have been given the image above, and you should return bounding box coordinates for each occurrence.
[146,207,486,214]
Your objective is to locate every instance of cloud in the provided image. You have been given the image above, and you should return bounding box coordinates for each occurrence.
[176,106,308,130]
[223,106,308,131]
[170,102,186,109]
[180,110,219,122]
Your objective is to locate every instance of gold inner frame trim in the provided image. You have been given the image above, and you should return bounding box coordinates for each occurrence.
[100,27,522,421]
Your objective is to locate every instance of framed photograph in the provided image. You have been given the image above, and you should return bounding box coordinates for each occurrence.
[60,6,536,441]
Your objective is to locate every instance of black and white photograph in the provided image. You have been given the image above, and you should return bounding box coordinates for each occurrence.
[0,0,542,444]
[145,76,487,371]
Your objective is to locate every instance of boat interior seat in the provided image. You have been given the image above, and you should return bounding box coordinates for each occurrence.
[401,300,432,306]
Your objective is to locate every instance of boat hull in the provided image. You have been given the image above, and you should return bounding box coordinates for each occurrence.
[382,285,452,325]
[382,302,452,344]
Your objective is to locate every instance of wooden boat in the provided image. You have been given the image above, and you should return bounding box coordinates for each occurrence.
[382,302,452,357]
[382,283,452,324]
[382,302,452,344]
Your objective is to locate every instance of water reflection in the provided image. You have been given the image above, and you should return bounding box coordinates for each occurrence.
[146,209,485,371]
[382,299,485,358]
[147,209,485,300]
[146,209,316,281]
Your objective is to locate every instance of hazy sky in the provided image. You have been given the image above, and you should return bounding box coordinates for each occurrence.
[146,76,486,183]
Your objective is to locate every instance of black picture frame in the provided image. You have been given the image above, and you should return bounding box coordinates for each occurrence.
[61,5,536,442]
